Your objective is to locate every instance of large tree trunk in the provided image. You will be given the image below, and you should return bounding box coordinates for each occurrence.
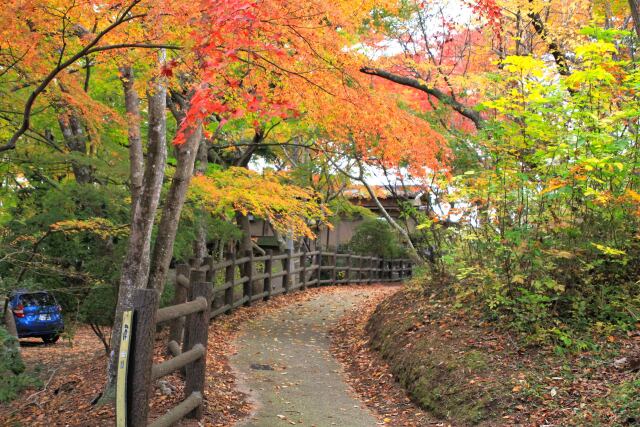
[147,124,203,295]
[193,138,209,262]
[105,68,168,394]
[631,0,640,37]
[120,66,144,211]
[3,300,18,338]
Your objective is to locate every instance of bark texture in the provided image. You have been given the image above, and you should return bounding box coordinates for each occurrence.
[148,124,203,295]
[120,65,144,210]
[193,138,210,262]
[631,0,640,37]
[58,114,93,184]
[106,72,168,391]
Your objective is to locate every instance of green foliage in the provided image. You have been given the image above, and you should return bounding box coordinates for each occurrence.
[419,34,640,350]
[327,197,376,222]
[79,284,117,327]
[609,379,640,423]
[348,218,406,258]
[0,326,39,402]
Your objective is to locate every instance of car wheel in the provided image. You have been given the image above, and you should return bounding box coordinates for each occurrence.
[42,334,60,344]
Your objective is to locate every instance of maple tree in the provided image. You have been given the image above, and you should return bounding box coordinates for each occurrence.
[1,0,640,422]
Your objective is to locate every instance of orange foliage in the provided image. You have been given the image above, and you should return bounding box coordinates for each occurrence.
[181,0,449,175]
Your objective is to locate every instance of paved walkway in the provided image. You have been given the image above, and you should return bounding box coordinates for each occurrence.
[230,289,379,427]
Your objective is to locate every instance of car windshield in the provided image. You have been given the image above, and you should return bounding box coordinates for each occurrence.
[19,293,56,307]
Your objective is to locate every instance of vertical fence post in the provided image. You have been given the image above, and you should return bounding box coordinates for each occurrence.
[244,250,253,306]
[224,252,235,311]
[354,256,358,283]
[169,264,190,344]
[184,276,212,419]
[316,247,322,287]
[264,250,273,300]
[301,248,308,290]
[203,256,212,280]
[367,256,372,284]
[204,256,219,312]
[283,249,292,294]
[127,288,158,427]
[345,254,351,284]
[331,252,337,285]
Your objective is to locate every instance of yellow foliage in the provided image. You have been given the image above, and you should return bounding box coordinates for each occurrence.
[50,218,128,239]
[190,168,329,239]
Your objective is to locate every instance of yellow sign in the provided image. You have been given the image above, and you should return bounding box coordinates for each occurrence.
[116,310,133,427]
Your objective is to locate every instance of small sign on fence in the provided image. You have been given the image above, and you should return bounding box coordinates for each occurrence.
[116,310,133,427]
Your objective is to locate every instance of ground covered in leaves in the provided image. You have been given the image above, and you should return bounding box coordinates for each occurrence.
[330,285,437,426]
[0,287,335,426]
[333,283,640,426]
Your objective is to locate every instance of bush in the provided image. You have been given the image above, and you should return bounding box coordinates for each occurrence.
[348,218,407,259]
[0,326,38,402]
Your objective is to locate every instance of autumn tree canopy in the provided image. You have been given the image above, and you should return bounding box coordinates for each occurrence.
[1,0,640,409]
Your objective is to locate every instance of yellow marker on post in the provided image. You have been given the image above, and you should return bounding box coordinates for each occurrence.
[116,310,133,427]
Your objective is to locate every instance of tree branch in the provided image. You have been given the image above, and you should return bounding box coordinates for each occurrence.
[360,66,484,129]
[527,2,570,76]
[1,0,147,153]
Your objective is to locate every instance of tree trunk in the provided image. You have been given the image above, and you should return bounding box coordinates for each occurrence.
[360,178,422,263]
[105,68,168,394]
[147,124,203,295]
[630,0,640,37]
[3,302,18,338]
[120,65,144,211]
[58,114,93,184]
[236,211,263,294]
[193,138,209,261]
[236,212,253,255]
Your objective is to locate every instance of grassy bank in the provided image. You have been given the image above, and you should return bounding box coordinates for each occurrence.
[366,283,640,425]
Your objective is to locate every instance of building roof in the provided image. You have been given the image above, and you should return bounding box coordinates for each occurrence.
[343,185,424,200]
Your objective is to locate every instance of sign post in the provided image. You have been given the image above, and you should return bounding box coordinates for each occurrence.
[116,310,133,427]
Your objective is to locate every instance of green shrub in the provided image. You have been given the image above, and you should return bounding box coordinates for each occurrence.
[348,218,407,258]
[0,326,38,402]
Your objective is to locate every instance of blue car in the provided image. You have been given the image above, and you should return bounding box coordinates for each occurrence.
[8,290,64,344]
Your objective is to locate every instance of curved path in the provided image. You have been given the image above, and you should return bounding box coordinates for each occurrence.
[231,288,380,427]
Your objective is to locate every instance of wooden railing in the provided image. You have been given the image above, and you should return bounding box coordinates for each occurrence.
[121,250,413,426]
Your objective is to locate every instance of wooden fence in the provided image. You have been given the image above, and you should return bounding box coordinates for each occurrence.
[121,250,413,426]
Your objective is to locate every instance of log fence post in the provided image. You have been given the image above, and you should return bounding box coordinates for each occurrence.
[244,250,253,306]
[127,288,158,427]
[283,249,292,294]
[331,252,337,285]
[316,247,322,286]
[301,248,308,290]
[169,264,190,344]
[224,252,235,312]
[264,250,273,300]
[183,275,212,419]
[345,254,351,284]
